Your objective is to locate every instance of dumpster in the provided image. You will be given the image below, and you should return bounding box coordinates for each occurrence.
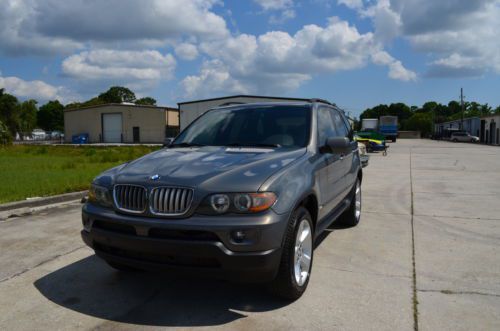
[72,133,89,144]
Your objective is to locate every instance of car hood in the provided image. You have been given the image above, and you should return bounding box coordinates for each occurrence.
[111,146,306,192]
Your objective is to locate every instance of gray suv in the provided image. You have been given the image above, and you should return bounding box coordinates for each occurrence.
[81,100,362,299]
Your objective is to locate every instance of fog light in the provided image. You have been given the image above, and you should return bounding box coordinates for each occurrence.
[232,230,246,243]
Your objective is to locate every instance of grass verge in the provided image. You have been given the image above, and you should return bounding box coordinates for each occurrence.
[0,145,159,204]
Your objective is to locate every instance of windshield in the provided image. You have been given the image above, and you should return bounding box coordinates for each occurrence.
[173,105,311,148]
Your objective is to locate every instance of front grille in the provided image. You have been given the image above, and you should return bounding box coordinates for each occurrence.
[114,184,147,213]
[150,187,193,215]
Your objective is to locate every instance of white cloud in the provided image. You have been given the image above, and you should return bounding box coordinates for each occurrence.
[62,50,176,80]
[0,74,75,103]
[254,0,293,10]
[337,0,364,9]
[0,0,227,55]
[347,0,500,77]
[269,9,296,24]
[174,43,199,61]
[182,16,415,97]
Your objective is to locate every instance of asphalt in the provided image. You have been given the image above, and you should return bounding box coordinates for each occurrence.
[0,139,499,330]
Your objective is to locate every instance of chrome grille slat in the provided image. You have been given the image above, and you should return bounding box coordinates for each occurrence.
[150,187,193,215]
[114,185,146,213]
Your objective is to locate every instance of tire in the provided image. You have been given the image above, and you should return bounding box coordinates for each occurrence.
[339,179,362,227]
[452,138,458,142]
[392,137,397,143]
[105,260,141,272]
[268,207,314,300]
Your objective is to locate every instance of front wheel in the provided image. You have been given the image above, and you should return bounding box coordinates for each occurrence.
[268,207,313,300]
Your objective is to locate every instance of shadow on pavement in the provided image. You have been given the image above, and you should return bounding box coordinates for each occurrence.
[34,255,289,327]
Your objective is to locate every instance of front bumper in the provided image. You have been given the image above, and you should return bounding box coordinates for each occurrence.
[81,203,288,281]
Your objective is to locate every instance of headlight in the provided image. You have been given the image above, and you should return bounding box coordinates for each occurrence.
[88,184,113,208]
[198,192,277,215]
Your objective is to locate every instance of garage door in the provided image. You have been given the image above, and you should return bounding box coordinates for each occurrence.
[102,113,122,143]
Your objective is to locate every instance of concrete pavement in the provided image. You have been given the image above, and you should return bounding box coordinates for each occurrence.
[0,139,498,330]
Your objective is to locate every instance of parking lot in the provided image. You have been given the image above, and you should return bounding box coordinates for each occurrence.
[0,139,499,330]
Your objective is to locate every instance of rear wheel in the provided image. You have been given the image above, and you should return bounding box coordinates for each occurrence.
[339,179,361,227]
[269,207,313,300]
[452,138,458,142]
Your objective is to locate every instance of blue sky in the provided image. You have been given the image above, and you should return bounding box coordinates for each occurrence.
[1,0,499,117]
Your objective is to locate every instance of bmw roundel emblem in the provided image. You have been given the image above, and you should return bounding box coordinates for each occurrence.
[150,174,160,181]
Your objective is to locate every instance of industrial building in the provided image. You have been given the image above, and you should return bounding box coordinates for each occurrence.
[434,117,481,138]
[480,114,500,145]
[177,95,315,130]
[64,103,179,144]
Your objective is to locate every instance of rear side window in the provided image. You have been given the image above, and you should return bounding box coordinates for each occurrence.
[332,110,349,138]
[317,107,338,146]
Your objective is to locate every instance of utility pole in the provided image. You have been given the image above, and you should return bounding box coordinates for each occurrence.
[460,87,465,130]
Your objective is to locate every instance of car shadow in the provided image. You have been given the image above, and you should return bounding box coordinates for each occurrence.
[34,255,289,327]
[314,221,352,249]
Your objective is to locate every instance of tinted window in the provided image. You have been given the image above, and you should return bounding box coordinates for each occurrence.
[174,105,311,148]
[317,107,338,146]
[332,110,349,138]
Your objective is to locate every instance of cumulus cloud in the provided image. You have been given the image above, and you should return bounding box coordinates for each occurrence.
[0,0,227,55]
[346,0,500,77]
[182,16,415,97]
[0,74,75,103]
[62,50,176,91]
[174,43,199,61]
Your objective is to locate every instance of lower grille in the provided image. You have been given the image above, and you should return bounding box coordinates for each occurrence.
[95,243,220,268]
[114,185,147,213]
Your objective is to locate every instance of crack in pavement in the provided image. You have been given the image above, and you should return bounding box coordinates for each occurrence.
[0,245,87,284]
[418,289,500,298]
[315,265,411,280]
[410,147,419,331]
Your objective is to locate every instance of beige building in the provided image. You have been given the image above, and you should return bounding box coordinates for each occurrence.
[178,95,313,130]
[64,103,179,144]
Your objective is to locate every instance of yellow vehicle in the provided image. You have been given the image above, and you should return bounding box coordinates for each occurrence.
[354,136,388,156]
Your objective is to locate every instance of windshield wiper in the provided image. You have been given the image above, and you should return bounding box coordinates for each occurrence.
[226,142,281,148]
[169,142,206,148]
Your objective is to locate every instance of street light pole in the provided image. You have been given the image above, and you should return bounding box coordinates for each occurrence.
[460,87,465,130]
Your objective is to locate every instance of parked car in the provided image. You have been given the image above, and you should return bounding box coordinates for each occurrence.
[31,129,47,140]
[81,100,363,300]
[450,132,479,143]
[358,142,369,167]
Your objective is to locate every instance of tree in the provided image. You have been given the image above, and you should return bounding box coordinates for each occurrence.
[38,100,64,131]
[494,106,500,114]
[135,97,157,106]
[405,113,433,137]
[0,119,12,144]
[0,89,20,136]
[98,86,136,103]
[18,100,38,138]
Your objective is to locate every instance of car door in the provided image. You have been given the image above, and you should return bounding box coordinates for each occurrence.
[331,108,356,198]
[317,107,345,220]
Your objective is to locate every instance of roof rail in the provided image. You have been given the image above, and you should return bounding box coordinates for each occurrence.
[309,98,333,105]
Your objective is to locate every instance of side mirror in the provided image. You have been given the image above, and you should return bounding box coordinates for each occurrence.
[323,137,351,154]
[163,137,174,147]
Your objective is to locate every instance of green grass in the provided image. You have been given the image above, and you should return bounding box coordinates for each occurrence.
[0,145,160,204]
